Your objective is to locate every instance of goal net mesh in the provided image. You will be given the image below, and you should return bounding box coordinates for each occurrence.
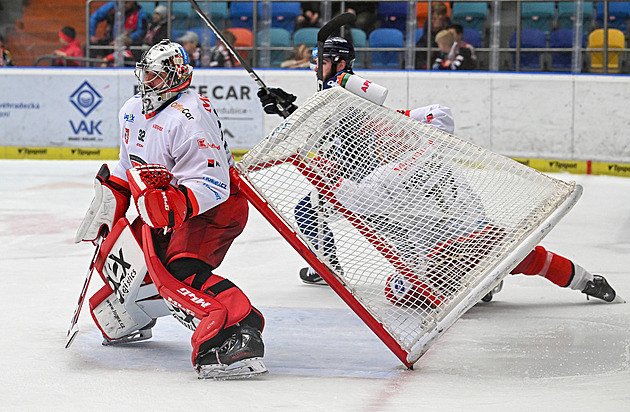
[236,87,576,354]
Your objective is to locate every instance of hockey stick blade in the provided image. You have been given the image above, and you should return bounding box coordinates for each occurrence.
[65,324,79,348]
[186,0,291,118]
[317,12,357,42]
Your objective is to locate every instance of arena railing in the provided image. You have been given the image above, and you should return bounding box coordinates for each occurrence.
[83,0,629,74]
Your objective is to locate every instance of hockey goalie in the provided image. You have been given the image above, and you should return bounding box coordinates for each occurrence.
[70,40,266,380]
[235,86,588,367]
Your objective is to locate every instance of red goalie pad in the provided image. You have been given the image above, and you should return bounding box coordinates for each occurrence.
[141,225,253,365]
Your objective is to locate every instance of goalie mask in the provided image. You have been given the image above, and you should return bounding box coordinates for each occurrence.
[135,39,193,115]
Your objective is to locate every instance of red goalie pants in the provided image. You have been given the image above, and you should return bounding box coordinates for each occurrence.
[131,187,249,270]
[511,245,574,288]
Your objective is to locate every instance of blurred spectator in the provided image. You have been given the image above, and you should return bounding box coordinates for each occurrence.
[0,34,14,66]
[142,5,168,49]
[52,26,84,66]
[328,3,378,34]
[207,30,237,68]
[346,3,378,34]
[415,2,451,69]
[177,31,202,67]
[296,2,321,30]
[432,29,475,71]
[448,23,477,68]
[281,43,311,68]
[100,34,135,67]
[89,1,148,57]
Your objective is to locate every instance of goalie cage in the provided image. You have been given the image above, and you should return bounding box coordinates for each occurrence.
[232,87,582,369]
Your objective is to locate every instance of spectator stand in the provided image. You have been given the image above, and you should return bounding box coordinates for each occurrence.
[509,28,547,71]
[369,27,404,69]
[557,2,595,30]
[587,27,625,72]
[549,27,586,70]
[596,2,630,33]
[451,2,488,35]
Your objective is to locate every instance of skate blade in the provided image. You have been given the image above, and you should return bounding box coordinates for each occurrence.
[197,358,268,380]
[102,329,152,346]
[612,294,626,304]
[301,278,329,286]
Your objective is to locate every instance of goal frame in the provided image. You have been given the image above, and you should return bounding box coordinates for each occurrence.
[230,165,583,368]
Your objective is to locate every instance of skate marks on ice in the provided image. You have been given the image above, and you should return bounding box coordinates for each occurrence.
[68,309,404,379]
[67,301,630,380]
[422,296,630,379]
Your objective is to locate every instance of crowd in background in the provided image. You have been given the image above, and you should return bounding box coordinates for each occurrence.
[1,1,627,72]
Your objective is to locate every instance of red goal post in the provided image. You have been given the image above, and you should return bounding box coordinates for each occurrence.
[232,87,582,368]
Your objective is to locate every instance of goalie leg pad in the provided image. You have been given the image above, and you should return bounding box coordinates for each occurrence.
[142,225,257,366]
[89,284,166,342]
[89,218,170,341]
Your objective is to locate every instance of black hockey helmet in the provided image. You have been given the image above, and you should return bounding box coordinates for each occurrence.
[322,36,355,70]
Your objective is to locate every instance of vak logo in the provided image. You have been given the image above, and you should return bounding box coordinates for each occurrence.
[70,81,102,117]
[124,113,135,123]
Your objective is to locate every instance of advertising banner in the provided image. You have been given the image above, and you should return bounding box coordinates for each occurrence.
[0,68,264,156]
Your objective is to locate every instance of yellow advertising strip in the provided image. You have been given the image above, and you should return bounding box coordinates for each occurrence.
[0,146,250,162]
[512,158,589,174]
[512,158,630,178]
[1,146,120,160]
[2,148,629,178]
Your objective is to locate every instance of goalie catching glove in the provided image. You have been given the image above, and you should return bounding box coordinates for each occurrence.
[127,164,193,230]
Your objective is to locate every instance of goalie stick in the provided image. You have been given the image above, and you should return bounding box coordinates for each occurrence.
[317,12,357,92]
[186,0,292,117]
[65,235,104,348]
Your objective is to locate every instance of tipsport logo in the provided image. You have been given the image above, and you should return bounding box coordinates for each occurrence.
[69,81,102,117]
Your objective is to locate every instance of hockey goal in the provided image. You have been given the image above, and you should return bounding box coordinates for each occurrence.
[233,87,582,368]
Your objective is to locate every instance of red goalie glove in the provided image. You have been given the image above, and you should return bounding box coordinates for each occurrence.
[127,164,190,230]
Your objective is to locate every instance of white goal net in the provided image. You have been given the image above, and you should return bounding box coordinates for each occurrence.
[235,87,581,366]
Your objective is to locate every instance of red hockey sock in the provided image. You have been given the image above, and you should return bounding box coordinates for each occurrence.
[511,246,574,287]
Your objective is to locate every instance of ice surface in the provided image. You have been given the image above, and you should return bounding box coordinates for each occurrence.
[1,160,629,411]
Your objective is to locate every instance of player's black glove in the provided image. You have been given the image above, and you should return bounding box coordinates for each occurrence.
[257,87,298,118]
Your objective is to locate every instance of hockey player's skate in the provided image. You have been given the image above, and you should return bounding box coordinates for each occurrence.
[582,274,625,303]
[102,319,157,346]
[480,280,504,303]
[195,325,267,380]
[299,267,327,285]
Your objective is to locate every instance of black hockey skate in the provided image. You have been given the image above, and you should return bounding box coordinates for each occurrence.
[299,267,327,285]
[582,274,624,303]
[102,319,156,346]
[196,325,267,380]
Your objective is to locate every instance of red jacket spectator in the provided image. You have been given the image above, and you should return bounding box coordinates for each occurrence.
[53,26,84,66]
